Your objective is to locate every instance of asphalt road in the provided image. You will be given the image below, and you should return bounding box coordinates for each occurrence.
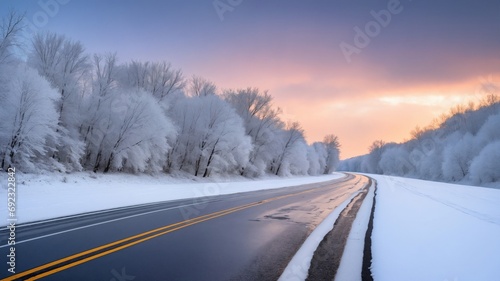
[1,173,370,281]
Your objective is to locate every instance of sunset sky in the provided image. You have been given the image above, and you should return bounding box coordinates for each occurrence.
[5,0,500,158]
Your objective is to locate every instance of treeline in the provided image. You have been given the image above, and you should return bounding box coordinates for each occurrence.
[340,94,500,186]
[0,12,340,177]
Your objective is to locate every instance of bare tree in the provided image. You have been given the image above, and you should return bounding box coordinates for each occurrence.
[123,60,185,103]
[29,32,89,112]
[0,10,24,65]
[93,53,118,97]
[189,75,216,97]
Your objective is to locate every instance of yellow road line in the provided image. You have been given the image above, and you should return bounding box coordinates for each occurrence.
[2,203,256,281]
[26,203,260,280]
[5,177,359,281]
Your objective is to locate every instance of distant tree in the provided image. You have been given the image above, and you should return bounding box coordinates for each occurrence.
[379,144,413,176]
[362,140,386,174]
[308,142,328,175]
[442,133,476,181]
[338,155,364,172]
[306,145,321,175]
[410,126,426,140]
[368,140,386,153]
[475,113,500,144]
[270,122,309,176]
[479,93,500,107]
[323,134,341,174]
[469,141,500,184]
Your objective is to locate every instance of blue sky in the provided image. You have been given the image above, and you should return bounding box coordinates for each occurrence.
[3,0,500,157]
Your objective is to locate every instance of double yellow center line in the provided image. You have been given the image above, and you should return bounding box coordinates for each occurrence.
[4,181,341,280]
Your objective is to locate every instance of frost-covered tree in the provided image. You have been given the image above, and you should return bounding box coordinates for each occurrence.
[475,113,500,144]
[188,75,217,97]
[308,142,328,175]
[29,32,89,114]
[441,133,477,181]
[121,60,184,104]
[379,145,413,176]
[0,11,349,177]
[323,134,341,174]
[306,145,321,175]
[223,88,283,176]
[28,32,90,170]
[80,53,119,166]
[341,93,500,186]
[0,64,60,172]
[305,135,340,175]
[270,122,309,176]
[469,141,500,184]
[361,140,386,174]
[168,94,251,177]
[338,155,364,172]
[409,137,444,181]
[82,88,175,173]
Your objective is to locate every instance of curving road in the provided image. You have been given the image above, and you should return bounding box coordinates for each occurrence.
[1,173,370,281]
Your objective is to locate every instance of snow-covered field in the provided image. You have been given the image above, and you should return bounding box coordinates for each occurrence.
[0,171,345,226]
[370,174,500,281]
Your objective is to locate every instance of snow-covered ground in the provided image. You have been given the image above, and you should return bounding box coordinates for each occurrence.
[0,171,345,226]
[280,173,500,281]
[370,174,500,281]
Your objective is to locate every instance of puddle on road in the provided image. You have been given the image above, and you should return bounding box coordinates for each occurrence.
[264,214,290,220]
[251,195,349,231]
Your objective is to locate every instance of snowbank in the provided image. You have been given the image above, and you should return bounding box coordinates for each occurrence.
[0,172,345,226]
[334,181,374,281]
